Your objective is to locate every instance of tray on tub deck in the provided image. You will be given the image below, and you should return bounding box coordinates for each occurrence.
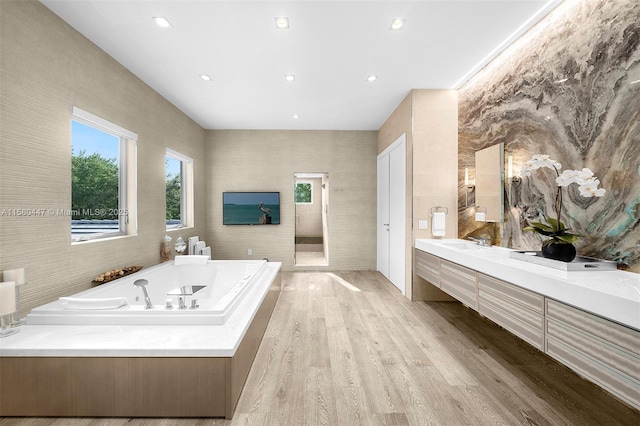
[509,251,617,271]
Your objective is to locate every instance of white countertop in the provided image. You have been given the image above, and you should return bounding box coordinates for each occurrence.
[0,263,281,357]
[415,239,640,331]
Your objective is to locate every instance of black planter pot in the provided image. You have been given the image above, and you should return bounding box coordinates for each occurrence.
[541,242,577,262]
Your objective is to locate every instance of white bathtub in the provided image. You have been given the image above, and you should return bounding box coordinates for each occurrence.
[26,259,270,326]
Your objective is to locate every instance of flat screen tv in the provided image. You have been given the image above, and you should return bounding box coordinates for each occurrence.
[223,192,281,225]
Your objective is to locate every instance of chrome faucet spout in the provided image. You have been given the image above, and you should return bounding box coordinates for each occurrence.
[468,237,491,247]
[178,296,187,310]
[133,279,154,309]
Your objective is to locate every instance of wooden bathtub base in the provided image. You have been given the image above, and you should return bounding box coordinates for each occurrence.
[0,273,282,419]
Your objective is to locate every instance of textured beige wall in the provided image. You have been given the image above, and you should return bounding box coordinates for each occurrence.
[378,90,458,301]
[206,130,377,271]
[0,1,206,314]
[411,90,458,302]
[378,93,412,155]
[412,90,458,241]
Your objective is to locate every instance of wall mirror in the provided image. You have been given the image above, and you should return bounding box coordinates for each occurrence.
[474,142,504,222]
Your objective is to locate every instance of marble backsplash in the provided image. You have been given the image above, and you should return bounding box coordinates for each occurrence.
[458,0,639,272]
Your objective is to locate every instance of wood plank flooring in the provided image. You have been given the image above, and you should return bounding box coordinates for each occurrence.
[1,271,638,426]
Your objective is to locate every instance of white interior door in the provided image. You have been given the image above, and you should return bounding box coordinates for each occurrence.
[322,173,329,262]
[377,154,390,278]
[377,134,406,294]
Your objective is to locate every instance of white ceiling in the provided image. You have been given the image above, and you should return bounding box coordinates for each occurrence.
[40,0,561,131]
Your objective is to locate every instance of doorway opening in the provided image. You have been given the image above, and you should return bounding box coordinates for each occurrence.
[294,172,329,266]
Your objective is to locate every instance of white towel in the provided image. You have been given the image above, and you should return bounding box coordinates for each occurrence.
[188,236,200,255]
[194,241,206,254]
[200,246,211,259]
[431,212,446,237]
[174,255,209,265]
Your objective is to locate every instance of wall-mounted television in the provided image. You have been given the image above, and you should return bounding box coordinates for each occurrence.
[223,192,281,225]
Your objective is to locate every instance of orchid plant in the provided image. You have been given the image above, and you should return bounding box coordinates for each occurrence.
[521,154,606,246]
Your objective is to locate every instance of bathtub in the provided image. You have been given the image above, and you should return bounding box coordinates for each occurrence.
[26,258,269,326]
[1,258,282,419]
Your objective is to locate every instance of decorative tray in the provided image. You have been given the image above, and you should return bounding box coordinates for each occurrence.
[509,251,617,271]
[92,266,143,285]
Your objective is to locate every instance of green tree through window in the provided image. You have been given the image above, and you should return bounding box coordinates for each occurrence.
[295,182,312,203]
[71,150,118,220]
[165,156,181,221]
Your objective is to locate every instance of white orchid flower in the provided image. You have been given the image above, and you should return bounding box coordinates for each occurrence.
[578,180,606,197]
[575,168,596,185]
[525,154,560,172]
[556,169,578,186]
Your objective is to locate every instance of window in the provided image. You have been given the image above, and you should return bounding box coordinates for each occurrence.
[166,148,194,229]
[71,107,137,242]
[295,181,313,204]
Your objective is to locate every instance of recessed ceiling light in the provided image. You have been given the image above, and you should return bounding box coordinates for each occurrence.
[284,74,295,82]
[367,75,378,82]
[390,18,405,30]
[200,74,212,81]
[153,17,172,28]
[292,114,300,119]
[275,17,289,29]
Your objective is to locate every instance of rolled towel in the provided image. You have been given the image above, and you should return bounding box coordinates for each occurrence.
[60,297,128,310]
[194,241,206,254]
[431,212,446,237]
[174,255,210,265]
[201,246,211,259]
[188,236,200,255]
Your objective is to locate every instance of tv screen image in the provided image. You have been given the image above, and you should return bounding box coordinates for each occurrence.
[223,192,281,225]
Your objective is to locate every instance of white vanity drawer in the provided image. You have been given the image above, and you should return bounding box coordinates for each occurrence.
[415,249,440,287]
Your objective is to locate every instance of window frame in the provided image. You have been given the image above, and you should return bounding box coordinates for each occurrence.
[71,107,137,243]
[165,148,194,230]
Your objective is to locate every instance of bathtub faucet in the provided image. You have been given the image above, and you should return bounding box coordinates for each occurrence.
[133,279,154,309]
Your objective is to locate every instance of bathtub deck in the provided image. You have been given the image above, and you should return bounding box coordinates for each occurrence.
[0,267,282,419]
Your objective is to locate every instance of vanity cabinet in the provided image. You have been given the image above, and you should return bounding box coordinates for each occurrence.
[439,260,477,309]
[415,249,440,287]
[477,273,545,350]
[545,299,640,409]
[414,246,640,409]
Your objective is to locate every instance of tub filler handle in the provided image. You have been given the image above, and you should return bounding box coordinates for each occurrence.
[190,299,199,310]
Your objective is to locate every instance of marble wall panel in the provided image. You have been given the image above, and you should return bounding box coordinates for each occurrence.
[458,0,640,272]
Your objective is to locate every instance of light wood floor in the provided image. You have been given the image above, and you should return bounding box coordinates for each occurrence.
[1,271,638,426]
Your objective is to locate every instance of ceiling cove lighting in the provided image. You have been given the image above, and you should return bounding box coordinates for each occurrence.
[390,18,406,30]
[200,74,212,81]
[452,0,563,89]
[275,17,290,29]
[284,74,295,82]
[292,114,300,119]
[367,75,378,82]
[153,17,172,28]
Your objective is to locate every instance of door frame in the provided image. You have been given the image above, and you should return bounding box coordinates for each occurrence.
[377,133,406,294]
